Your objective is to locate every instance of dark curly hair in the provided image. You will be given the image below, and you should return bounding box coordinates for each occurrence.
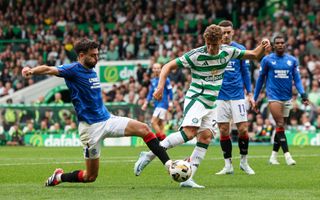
[74,38,99,56]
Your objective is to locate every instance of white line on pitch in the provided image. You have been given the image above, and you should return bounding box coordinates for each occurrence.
[0,154,319,166]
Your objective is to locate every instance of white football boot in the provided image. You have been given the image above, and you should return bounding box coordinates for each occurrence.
[284,152,296,165]
[215,165,234,175]
[134,151,151,176]
[240,162,255,175]
[180,179,205,188]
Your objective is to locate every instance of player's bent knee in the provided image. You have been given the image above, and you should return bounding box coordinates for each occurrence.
[183,127,198,140]
[198,134,212,144]
[138,123,152,136]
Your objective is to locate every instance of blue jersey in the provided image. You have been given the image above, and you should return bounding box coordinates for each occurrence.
[217,42,251,100]
[254,53,305,101]
[57,62,110,124]
[146,77,173,109]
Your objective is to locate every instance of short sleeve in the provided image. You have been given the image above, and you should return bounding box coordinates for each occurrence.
[56,63,76,79]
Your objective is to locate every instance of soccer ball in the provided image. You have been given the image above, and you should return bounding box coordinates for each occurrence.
[169,160,192,182]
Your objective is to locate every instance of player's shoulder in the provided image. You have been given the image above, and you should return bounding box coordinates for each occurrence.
[230,41,246,50]
[58,62,79,70]
[262,53,275,61]
[284,53,297,61]
[185,45,207,56]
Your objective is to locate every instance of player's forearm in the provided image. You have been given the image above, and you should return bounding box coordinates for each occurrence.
[253,75,265,101]
[30,65,58,76]
[158,63,174,90]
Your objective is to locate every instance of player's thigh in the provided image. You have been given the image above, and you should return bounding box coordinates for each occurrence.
[268,101,285,124]
[79,122,104,159]
[181,99,207,129]
[216,100,232,123]
[230,99,248,123]
[124,118,151,137]
[199,107,218,136]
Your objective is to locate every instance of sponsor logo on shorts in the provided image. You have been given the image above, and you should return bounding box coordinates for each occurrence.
[192,118,199,124]
[91,149,98,156]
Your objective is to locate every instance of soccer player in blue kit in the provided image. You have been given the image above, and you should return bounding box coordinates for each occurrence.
[215,20,255,175]
[22,38,172,186]
[254,35,309,165]
[141,63,173,141]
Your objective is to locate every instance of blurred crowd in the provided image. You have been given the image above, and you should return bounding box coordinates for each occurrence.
[0,0,319,145]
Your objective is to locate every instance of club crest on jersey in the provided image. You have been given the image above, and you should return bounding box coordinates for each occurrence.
[287,60,292,66]
[192,118,199,124]
[271,61,276,65]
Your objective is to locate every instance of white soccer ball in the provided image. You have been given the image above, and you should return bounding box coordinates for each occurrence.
[169,160,192,182]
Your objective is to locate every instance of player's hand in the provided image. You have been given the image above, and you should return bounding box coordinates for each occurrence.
[153,87,164,101]
[141,102,148,111]
[261,38,271,49]
[22,67,33,78]
[252,104,259,113]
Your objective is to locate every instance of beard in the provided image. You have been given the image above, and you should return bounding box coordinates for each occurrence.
[84,59,97,69]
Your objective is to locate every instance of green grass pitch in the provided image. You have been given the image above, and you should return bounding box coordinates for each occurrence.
[0,145,319,200]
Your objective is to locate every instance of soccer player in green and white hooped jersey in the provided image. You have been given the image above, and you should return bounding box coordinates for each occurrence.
[134,24,271,188]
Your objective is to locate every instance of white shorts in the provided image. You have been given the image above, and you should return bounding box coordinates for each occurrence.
[269,99,292,117]
[152,107,167,120]
[180,98,218,134]
[78,115,131,159]
[216,99,248,124]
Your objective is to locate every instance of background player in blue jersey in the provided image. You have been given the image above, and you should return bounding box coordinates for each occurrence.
[22,38,172,186]
[254,35,309,165]
[215,20,255,175]
[142,63,173,141]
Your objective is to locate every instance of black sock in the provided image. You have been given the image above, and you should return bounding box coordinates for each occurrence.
[238,135,249,155]
[273,133,281,152]
[144,133,170,165]
[220,136,232,159]
[277,132,289,153]
[61,170,84,182]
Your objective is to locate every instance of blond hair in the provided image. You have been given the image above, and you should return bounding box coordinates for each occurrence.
[203,24,223,43]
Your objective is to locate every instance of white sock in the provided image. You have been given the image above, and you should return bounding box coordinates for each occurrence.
[56,173,62,182]
[146,131,186,161]
[271,151,278,158]
[240,154,247,164]
[284,152,291,159]
[189,146,207,180]
[224,158,232,167]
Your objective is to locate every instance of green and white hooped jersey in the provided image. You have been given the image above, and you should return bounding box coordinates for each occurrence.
[176,45,245,109]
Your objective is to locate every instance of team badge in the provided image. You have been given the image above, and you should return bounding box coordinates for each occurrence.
[91,149,97,156]
[271,61,276,65]
[287,60,292,66]
[192,118,199,123]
